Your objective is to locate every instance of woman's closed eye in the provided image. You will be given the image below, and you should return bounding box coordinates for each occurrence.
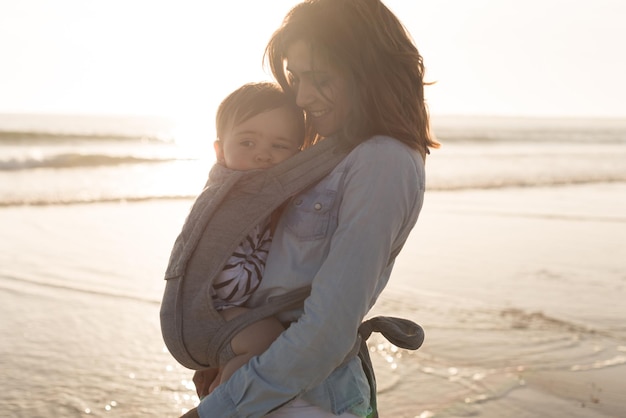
[287,72,299,87]
[288,71,331,94]
[313,76,331,88]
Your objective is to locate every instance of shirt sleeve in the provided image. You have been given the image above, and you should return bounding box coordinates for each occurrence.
[197,137,424,417]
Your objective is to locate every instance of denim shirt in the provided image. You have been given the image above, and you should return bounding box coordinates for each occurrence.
[198,135,425,418]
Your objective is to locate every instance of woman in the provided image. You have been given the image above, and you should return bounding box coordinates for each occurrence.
[189,0,438,416]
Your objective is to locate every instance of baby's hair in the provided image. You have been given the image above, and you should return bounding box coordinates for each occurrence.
[216,82,305,146]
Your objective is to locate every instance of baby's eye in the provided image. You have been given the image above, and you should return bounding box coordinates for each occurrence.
[239,140,254,147]
[273,143,291,150]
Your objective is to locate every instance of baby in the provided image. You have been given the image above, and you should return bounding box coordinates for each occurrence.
[208,81,304,392]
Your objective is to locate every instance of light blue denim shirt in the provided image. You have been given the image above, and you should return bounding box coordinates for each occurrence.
[198,135,425,418]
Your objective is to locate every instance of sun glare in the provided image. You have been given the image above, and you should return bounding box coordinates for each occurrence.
[170,115,215,164]
[1,1,625,118]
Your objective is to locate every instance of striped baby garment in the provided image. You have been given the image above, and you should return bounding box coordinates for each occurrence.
[211,219,272,310]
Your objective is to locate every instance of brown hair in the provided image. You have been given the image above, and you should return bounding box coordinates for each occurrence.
[265,0,439,157]
[215,82,305,145]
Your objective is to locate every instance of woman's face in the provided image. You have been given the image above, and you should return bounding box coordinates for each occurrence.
[285,40,350,138]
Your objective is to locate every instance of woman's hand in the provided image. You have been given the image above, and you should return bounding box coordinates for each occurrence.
[193,368,220,399]
[179,368,219,417]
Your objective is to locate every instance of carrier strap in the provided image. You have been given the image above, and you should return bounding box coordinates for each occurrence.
[357,316,425,418]
[212,286,425,418]
[207,287,312,367]
[208,242,413,368]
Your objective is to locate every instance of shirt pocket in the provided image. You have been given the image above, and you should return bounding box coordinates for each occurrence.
[285,190,336,241]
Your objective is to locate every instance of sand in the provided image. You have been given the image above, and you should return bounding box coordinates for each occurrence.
[0,182,624,417]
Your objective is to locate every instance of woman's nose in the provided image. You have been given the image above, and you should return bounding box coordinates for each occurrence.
[295,80,314,108]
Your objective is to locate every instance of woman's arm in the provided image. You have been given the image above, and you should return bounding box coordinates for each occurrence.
[197,137,424,417]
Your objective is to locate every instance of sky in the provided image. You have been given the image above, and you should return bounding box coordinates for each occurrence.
[1,0,625,124]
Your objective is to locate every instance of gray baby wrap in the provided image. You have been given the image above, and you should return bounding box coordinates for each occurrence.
[159,136,424,415]
[161,137,355,369]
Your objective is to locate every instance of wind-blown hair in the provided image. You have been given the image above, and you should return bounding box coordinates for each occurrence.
[216,82,305,146]
[264,0,439,158]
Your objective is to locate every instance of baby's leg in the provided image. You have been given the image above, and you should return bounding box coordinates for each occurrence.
[214,307,284,389]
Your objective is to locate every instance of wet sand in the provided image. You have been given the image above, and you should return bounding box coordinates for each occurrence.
[1,182,624,417]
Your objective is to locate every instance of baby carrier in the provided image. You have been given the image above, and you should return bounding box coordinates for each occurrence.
[160,136,424,417]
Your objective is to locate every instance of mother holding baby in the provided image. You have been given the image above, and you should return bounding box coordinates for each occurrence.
[185,0,438,416]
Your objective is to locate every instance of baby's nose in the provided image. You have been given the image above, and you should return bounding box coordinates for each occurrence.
[255,151,272,162]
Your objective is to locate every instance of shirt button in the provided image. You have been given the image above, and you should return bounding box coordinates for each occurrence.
[314,203,323,211]
[294,199,303,206]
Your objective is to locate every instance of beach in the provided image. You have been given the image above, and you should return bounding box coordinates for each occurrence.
[1,183,624,417]
[374,183,626,417]
[1,114,625,417]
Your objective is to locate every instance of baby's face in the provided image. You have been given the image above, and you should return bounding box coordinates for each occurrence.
[216,106,302,170]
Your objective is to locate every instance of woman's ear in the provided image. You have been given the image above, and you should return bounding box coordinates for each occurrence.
[214,139,225,163]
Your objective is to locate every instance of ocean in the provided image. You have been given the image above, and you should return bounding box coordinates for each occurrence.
[2,114,626,206]
[1,113,625,417]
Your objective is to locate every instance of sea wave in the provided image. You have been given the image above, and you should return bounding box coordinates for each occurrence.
[431,115,626,144]
[426,176,626,192]
[0,194,196,208]
[434,128,626,144]
[0,129,172,144]
[2,178,625,208]
[0,153,184,171]
[0,274,160,305]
